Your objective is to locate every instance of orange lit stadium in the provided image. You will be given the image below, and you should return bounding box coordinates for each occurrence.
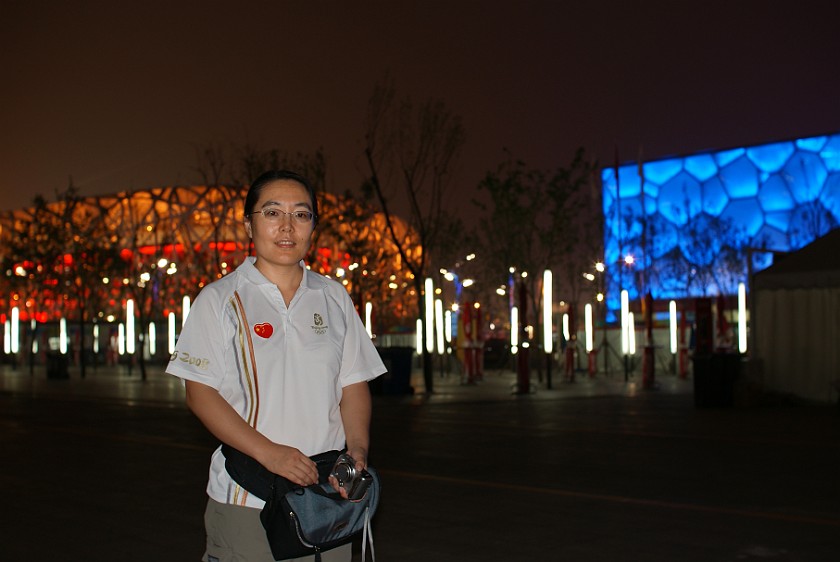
[0,186,420,364]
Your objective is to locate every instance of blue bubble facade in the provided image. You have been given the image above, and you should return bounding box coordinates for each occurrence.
[601,133,840,314]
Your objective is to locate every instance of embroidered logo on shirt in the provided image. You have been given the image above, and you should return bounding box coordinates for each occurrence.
[254,322,274,339]
[311,313,328,335]
[169,351,210,369]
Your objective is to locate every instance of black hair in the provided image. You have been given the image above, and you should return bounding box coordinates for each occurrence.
[244,170,319,224]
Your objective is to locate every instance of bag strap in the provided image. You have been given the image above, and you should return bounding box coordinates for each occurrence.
[221,444,275,501]
[221,444,343,501]
[362,506,375,561]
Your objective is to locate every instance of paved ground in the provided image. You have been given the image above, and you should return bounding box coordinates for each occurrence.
[1,361,839,561]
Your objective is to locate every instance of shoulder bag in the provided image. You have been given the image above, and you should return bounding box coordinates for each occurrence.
[221,444,380,561]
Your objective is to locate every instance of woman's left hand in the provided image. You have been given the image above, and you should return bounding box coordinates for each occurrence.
[329,448,368,499]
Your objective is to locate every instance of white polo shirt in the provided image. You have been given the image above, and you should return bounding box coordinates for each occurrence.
[166,257,386,508]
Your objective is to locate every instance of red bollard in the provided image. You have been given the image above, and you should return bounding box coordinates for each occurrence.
[565,344,575,382]
[516,346,530,392]
[588,349,597,377]
[463,345,474,384]
[643,345,655,389]
[515,282,531,393]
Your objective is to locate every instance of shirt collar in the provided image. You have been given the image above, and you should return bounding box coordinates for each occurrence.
[239,256,325,291]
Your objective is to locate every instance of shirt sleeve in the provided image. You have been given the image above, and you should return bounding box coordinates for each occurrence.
[164,286,227,390]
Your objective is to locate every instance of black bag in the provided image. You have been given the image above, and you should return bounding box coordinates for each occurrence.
[222,445,380,561]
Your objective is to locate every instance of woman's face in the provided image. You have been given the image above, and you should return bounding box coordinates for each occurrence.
[245,179,315,270]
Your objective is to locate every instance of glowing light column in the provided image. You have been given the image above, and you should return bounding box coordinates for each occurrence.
[738,282,747,353]
[620,290,630,355]
[424,278,434,353]
[126,299,135,355]
[669,300,678,374]
[434,299,444,355]
[30,320,37,354]
[182,296,191,326]
[11,307,19,354]
[59,318,68,354]
[415,318,423,355]
[148,322,156,356]
[585,303,595,376]
[562,313,570,342]
[444,310,452,351]
[510,306,519,355]
[168,312,176,354]
[542,270,553,354]
[543,269,554,388]
[365,302,373,339]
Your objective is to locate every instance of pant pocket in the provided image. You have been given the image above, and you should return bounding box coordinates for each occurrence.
[204,500,234,561]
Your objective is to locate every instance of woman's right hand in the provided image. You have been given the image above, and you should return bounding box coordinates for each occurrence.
[260,444,319,486]
[184,381,319,487]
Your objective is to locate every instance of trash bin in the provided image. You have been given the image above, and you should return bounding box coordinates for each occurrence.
[46,352,69,379]
[371,347,414,395]
[692,352,741,407]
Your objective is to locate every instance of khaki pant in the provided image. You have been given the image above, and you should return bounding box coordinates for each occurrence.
[203,498,352,562]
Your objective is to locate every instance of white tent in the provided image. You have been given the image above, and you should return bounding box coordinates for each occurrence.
[752,228,840,402]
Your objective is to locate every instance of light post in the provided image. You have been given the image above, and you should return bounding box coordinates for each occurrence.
[182,295,191,327]
[92,323,99,369]
[364,302,373,339]
[126,298,135,375]
[738,282,747,354]
[59,317,68,355]
[434,297,445,376]
[621,289,630,382]
[543,269,553,389]
[585,303,594,376]
[28,318,37,375]
[669,300,678,375]
[620,254,636,382]
[5,306,21,370]
[584,263,606,377]
[11,306,20,355]
[642,291,655,390]
[441,254,481,384]
[444,309,453,352]
[515,275,531,394]
[424,278,434,355]
[421,277,435,393]
[148,322,156,356]
[168,312,177,355]
[415,318,423,356]
[510,305,519,356]
[595,261,607,375]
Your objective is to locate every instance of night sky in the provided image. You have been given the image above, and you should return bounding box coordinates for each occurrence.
[3,0,840,213]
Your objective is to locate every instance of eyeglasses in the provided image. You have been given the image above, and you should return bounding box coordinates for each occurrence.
[248,207,315,224]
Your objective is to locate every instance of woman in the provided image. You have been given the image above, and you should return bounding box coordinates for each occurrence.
[166,170,385,561]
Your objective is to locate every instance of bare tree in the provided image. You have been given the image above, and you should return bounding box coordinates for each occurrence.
[1,185,125,377]
[789,199,838,250]
[192,142,328,194]
[646,210,749,298]
[192,142,228,187]
[108,183,259,379]
[312,191,419,330]
[363,77,466,393]
[473,149,600,364]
